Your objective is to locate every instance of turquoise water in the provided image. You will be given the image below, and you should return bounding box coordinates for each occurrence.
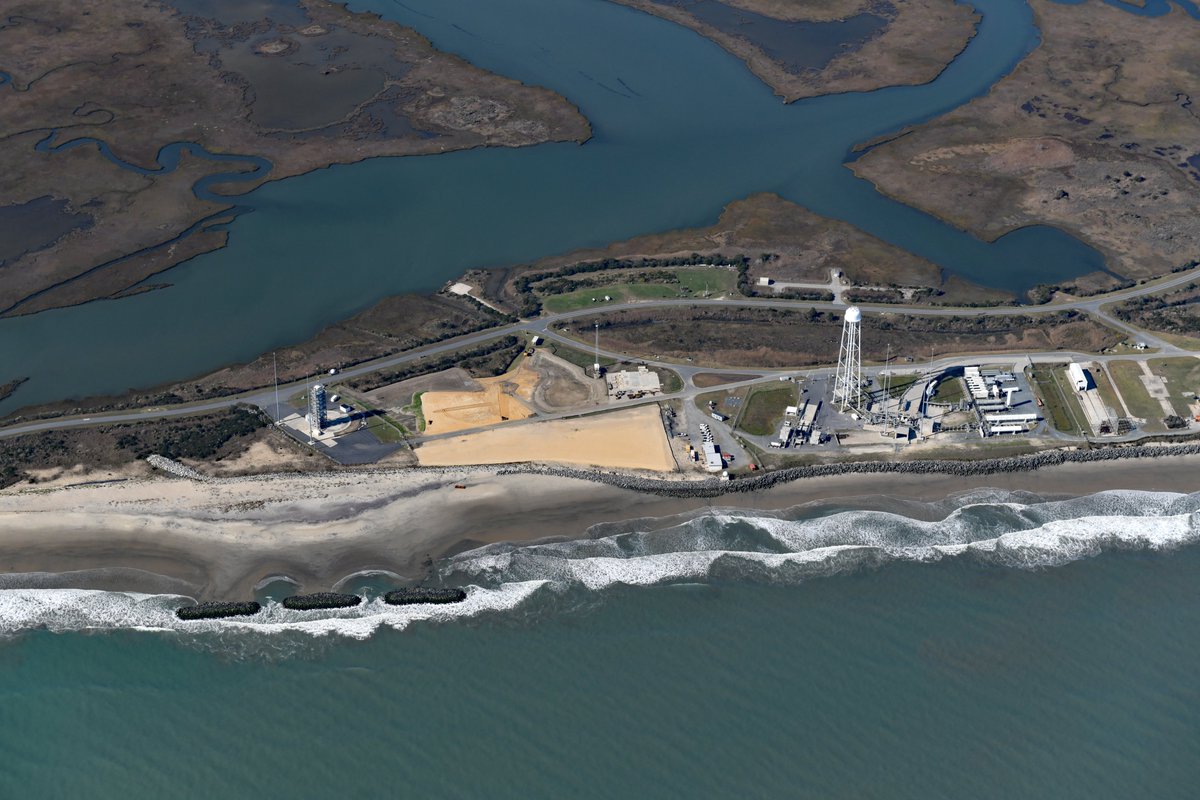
[0,0,1110,413]
[4,4,1200,794]
[1,489,1198,797]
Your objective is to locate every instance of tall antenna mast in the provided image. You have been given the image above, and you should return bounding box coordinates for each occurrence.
[593,321,601,379]
[883,343,892,428]
[273,352,280,425]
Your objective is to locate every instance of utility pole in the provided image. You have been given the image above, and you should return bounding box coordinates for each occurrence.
[273,352,280,425]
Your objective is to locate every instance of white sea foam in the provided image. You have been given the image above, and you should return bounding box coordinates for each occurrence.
[0,581,550,640]
[2,490,1196,639]
[445,490,1200,591]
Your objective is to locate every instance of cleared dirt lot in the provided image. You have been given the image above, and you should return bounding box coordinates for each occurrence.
[416,405,676,471]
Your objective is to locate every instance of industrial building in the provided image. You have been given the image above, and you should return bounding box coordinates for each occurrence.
[961,367,1040,437]
[608,366,662,398]
[1068,362,1090,392]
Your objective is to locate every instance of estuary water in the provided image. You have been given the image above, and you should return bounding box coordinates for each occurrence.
[1,488,1199,797]
[0,0,1108,413]
[4,4,1200,795]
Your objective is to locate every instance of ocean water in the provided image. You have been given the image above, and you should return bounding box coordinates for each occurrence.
[1,489,1198,797]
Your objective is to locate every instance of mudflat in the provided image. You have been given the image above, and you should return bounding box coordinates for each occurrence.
[851,0,1200,287]
[608,0,979,101]
[0,0,589,317]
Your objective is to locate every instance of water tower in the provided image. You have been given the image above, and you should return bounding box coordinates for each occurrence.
[833,306,863,413]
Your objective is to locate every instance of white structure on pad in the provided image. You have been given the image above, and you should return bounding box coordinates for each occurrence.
[833,306,863,413]
[1068,362,1090,392]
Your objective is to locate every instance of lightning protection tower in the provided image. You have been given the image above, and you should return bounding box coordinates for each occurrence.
[593,321,603,379]
[833,306,863,413]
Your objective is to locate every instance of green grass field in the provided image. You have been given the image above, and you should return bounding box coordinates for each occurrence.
[737,385,796,436]
[695,387,749,416]
[1106,361,1166,430]
[1091,365,1126,419]
[333,387,409,442]
[1149,357,1200,416]
[1028,365,1086,435]
[931,377,964,404]
[540,268,737,313]
[547,342,617,372]
[402,391,426,433]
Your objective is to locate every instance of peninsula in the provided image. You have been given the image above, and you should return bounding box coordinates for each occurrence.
[607,0,980,101]
[851,0,1200,291]
[0,0,589,317]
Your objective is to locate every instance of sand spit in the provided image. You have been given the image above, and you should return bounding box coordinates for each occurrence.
[0,448,1197,600]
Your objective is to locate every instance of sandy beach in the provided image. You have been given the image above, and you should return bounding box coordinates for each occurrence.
[0,453,1197,600]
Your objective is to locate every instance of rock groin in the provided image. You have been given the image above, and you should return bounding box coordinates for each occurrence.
[383,587,468,606]
[281,593,363,611]
[176,601,262,620]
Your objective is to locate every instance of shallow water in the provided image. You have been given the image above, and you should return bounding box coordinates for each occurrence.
[1,488,1198,797]
[0,0,1111,413]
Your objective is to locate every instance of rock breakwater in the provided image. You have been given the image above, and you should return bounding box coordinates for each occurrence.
[176,601,262,620]
[498,443,1200,499]
[281,593,363,611]
[384,587,468,605]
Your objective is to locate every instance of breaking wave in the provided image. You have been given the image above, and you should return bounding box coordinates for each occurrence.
[0,489,1197,643]
[443,489,1200,590]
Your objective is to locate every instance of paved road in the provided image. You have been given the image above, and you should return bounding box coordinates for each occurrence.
[2,266,1197,440]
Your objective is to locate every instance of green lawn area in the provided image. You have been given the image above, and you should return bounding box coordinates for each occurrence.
[334,387,409,442]
[737,385,796,436]
[649,366,683,394]
[695,387,749,417]
[547,342,617,372]
[540,268,737,313]
[1091,366,1126,419]
[1149,357,1200,416]
[402,391,426,433]
[873,374,920,400]
[1106,361,1166,430]
[931,377,964,404]
[1028,365,1086,435]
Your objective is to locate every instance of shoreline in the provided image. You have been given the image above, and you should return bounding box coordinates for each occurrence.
[0,451,1197,601]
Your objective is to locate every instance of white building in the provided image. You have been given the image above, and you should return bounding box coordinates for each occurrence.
[1068,362,1090,392]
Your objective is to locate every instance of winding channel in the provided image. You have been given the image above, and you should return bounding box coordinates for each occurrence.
[0,0,1176,413]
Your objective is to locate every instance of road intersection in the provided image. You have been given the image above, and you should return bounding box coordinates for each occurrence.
[2,266,1197,442]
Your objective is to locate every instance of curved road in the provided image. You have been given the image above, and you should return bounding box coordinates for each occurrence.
[2,266,1197,441]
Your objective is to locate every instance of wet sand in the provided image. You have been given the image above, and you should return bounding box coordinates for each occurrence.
[0,454,1196,600]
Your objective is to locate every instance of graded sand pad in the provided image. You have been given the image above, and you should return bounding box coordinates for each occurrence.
[418,359,542,434]
[417,405,676,471]
[421,384,535,434]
